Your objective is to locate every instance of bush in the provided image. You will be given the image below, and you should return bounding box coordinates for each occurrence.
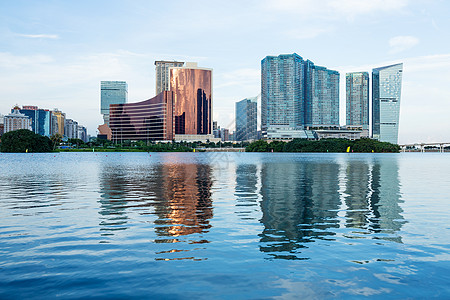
[246,138,399,153]
[0,129,52,153]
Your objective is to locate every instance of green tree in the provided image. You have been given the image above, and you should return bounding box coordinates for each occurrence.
[1,129,52,153]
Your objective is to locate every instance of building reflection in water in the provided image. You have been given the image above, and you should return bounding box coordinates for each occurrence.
[98,159,213,246]
[259,161,341,259]
[234,164,260,220]
[258,157,404,259]
[153,163,213,241]
[98,167,130,236]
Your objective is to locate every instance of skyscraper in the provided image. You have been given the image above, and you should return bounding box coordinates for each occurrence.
[372,63,403,144]
[155,60,184,95]
[261,53,305,136]
[261,53,339,139]
[305,63,340,127]
[52,109,66,136]
[100,81,128,125]
[346,72,369,129]
[64,119,78,139]
[235,97,257,141]
[169,64,212,136]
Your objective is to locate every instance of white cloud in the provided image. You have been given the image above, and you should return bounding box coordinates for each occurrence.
[389,35,420,54]
[17,33,59,39]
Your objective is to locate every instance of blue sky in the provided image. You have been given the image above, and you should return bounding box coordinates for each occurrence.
[1,0,449,143]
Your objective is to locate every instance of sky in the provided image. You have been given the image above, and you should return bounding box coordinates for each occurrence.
[0,0,449,144]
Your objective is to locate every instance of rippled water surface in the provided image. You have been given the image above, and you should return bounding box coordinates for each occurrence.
[0,152,449,299]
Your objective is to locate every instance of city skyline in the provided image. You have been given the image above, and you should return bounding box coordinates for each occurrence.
[1,1,449,144]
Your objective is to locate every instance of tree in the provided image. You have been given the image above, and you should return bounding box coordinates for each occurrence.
[50,133,63,150]
[1,129,52,153]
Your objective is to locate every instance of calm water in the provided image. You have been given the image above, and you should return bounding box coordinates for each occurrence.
[0,152,449,299]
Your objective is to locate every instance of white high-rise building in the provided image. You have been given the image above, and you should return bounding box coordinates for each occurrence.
[155,60,184,95]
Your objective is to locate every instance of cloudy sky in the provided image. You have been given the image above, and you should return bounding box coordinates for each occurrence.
[1,0,449,144]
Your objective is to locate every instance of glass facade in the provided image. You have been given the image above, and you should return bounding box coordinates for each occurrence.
[346,72,369,129]
[261,53,340,138]
[101,81,128,125]
[261,53,305,135]
[235,97,257,141]
[305,64,340,127]
[18,108,53,137]
[155,61,184,95]
[109,91,174,142]
[372,63,403,144]
[169,67,212,135]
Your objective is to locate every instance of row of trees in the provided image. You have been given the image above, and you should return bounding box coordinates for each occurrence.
[0,129,53,153]
[246,138,400,153]
[0,130,399,153]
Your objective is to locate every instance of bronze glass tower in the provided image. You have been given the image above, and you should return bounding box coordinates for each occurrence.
[109,91,174,142]
[169,67,212,135]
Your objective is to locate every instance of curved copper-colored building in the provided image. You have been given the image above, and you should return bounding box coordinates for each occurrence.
[108,65,212,141]
[109,91,174,141]
[170,67,212,135]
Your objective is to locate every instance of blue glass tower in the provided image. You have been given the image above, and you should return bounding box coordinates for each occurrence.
[304,63,340,127]
[235,97,257,141]
[372,63,403,144]
[101,81,128,125]
[261,53,305,136]
[346,72,369,129]
[261,53,340,138]
[17,107,53,137]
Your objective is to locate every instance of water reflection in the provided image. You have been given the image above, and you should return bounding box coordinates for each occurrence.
[153,163,213,240]
[98,159,213,245]
[258,161,341,259]
[99,168,130,235]
[257,156,404,259]
[234,164,259,220]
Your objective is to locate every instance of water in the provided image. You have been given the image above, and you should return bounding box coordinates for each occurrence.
[0,152,449,299]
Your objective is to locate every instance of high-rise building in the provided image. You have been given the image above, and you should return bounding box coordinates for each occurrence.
[100,81,128,125]
[108,63,213,142]
[346,72,369,129]
[305,64,340,127]
[261,53,339,139]
[155,60,184,95]
[77,126,88,143]
[169,63,212,136]
[220,128,229,141]
[261,53,305,136]
[18,106,53,137]
[64,119,78,139]
[4,106,32,133]
[235,97,257,141]
[52,109,66,136]
[372,63,403,144]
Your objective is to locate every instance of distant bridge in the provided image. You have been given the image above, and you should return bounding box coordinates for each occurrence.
[399,142,450,153]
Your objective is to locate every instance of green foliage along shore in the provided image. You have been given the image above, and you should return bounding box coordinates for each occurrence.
[246,138,400,153]
[0,129,52,153]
